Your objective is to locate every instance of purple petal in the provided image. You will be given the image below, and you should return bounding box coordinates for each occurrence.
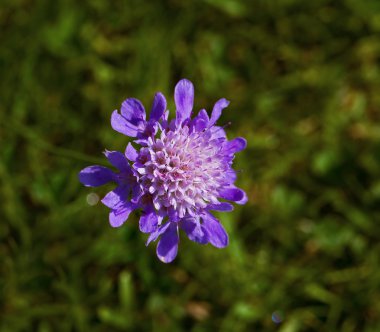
[78,166,114,187]
[121,98,146,124]
[131,184,143,204]
[198,109,210,123]
[137,121,157,139]
[219,187,245,202]
[104,150,129,172]
[175,79,194,126]
[236,189,248,205]
[156,223,179,263]
[109,202,135,228]
[207,202,234,212]
[133,138,149,147]
[125,143,138,162]
[111,110,139,137]
[150,92,167,121]
[201,213,229,248]
[167,207,179,222]
[180,217,208,244]
[139,207,158,233]
[209,126,227,139]
[192,109,209,132]
[193,119,206,132]
[209,98,229,126]
[225,169,237,182]
[101,185,129,209]
[225,137,247,154]
[146,222,171,245]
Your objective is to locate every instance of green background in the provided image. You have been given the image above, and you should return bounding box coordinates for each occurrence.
[1,0,380,331]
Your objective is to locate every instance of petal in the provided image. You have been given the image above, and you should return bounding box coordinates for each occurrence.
[139,207,158,233]
[111,110,139,137]
[225,169,237,182]
[137,121,157,139]
[156,223,179,263]
[236,189,248,205]
[225,137,247,154]
[194,119,207,132]
[121,98,146,123]
[131,184,143,204]
[210,125,227,139]
[146,222,171,246]
[78,166,114,187]
[209,98,229,126]
[109,202,135,228]
[180,217,208,244]
[150,92,167,121]
[104,150,129,172]
[125,143,138,162]
[198,108,210,123]
[201,212,229,248]
[219,187,245,202]
[207,202,234,212]
[133,138,149,146]
[167,207,179,222]
[192,109,209,132]
[175,79,194,126]
[101,185,129,209]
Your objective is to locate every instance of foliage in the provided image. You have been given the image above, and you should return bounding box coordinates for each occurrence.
[1,0,380,331]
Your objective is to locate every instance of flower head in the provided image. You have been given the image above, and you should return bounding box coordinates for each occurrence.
[79,79,247,263]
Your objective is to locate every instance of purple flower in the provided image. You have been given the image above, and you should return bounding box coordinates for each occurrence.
[79,79,247,263]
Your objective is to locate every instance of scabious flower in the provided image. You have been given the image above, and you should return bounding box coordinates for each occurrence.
[79,79,247,263]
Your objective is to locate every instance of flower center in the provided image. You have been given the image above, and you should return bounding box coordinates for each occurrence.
[137,125,226,218]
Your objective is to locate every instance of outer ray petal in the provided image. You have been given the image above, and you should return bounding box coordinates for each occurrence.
[156,223,179,263]
[224,137,247,154]
[207,202,234,212]
[78,166,114,187]
[121,98,146,123]
[219,187,245,202]
[209,98,229,126]
[175,79,194,126]
[201,212,229,248]
[109,202,135,228]
[101,185,130,209]
[125,143,138,161]
[104,150,129,172]
[139,205,158,233]
[150,92,167,121]
[180,217,208,244]
[235,189,248,205]
[192,109,209,132]
[111,110,139,137]
[146,222,171,246]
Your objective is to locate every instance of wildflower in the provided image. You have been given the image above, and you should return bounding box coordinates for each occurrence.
[79,79,247,263]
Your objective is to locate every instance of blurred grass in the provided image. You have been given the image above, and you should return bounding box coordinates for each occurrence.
[1,0,380,331]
